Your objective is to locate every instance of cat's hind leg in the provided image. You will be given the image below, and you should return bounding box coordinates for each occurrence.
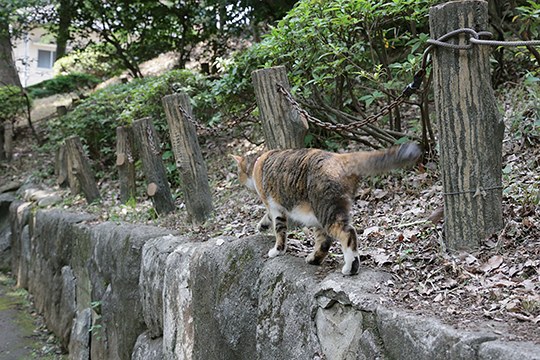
[306,228,333,265]
[268,214,288,258]
[327,222,360,276]
[257,212,272,232]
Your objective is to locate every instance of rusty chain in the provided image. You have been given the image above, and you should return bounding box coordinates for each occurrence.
[276,51,430,133]
[174,28,537,139]
[177,103,256,137]
[277,27,540,135]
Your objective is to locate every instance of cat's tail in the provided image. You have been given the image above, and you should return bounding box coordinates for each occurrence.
[341,142,422,177]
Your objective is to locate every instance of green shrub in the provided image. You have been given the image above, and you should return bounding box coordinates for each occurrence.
[215,0,438,121]
[48,70,213,178]
[0,85,27,122]
[27,73,101,99]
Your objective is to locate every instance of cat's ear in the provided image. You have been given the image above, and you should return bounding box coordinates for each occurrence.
[230,154,244,165]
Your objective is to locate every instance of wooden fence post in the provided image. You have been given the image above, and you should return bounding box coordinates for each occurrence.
[132,117,175,215]
[4,121,13,162]
[65,136,101,203]
[252,66,308,149]
[115,126,136,203]
[55,144,69,188]
[162,93,213,223]
[430,1,504,250]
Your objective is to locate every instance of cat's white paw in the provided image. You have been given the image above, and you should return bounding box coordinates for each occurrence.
[268,246,286,258]
[341,249,360,276]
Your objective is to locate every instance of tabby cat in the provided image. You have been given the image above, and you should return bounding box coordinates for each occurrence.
[232,143,421,276]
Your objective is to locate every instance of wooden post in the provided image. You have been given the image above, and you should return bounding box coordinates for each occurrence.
[162,93,213,223]
[132,117,175,215]
[430,1,504,250]
[55,144,69,188]
[4,121,13,162]
[65,136,101,203]
[0,122,5,161]
[252,66,308,149]
[115,126,136,203]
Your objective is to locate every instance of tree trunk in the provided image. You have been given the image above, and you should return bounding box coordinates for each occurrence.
[56,0,72,60]
[430,1,504,250]
[132,117,175,215]
[0,21,22,88]
[162,93,213,224]
[252,66,308,149]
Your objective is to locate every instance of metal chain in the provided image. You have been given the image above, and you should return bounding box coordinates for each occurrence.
[427,28,540,50]
[177,104,220,136]
[177,103,256,137]
[277,60,428,133]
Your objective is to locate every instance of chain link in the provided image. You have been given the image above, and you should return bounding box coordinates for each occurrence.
[277,64,428,133]
[277,83,411,133]
[177,105,220,136]
[177,103,256,137]
[427,28,540,50]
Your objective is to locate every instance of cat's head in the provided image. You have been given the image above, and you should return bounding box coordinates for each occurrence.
[231,155,256,191]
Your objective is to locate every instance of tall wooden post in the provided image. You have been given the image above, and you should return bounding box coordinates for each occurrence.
[65,136,101,203]
[4,121,13,162]
[132,117,175,215]
[116,126,136,203]
[430,0,504,250]
[162,93,213,224]
[252,66,308,149]
[55,144,69,188]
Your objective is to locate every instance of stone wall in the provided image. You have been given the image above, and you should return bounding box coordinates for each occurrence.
[1,196,539,359]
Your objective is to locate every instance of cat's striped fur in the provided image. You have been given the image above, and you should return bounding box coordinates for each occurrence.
[232,143,422,275]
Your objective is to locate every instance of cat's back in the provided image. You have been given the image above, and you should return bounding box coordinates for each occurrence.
[259,148,335,178]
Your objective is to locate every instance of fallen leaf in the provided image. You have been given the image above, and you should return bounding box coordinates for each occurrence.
[363,226,380,237]
[428,206,444,224]
[373,253,391,266]
[479,255,504,273]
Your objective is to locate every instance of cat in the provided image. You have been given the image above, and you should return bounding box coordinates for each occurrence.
[232,142,422,276]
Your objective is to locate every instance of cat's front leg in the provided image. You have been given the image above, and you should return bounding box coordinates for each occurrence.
[257,212,272,232]
[268,214,288,258]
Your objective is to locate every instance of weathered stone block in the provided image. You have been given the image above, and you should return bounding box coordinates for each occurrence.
[376,308,497,360]
[0,193,16,271]
[315,302,364,360]
[191,237,264,360]
[132,332,164,360]
[86,222,172,360]
[69,308,92,360]
[140,234,186,338]
[478,340,540,360]
[256,254,321,360]
[8,200,31,285]
[163,240,206,360]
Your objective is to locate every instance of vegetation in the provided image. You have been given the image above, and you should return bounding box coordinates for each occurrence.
[48,70,213,180]
[46,0,540,167]
[0,85,27,122]
[26,73,100,99]
[53,43,125,79]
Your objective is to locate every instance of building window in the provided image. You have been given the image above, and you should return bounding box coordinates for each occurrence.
[37,49,56,69]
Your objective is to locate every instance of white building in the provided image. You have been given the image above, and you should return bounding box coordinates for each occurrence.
[12,27,58,87]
